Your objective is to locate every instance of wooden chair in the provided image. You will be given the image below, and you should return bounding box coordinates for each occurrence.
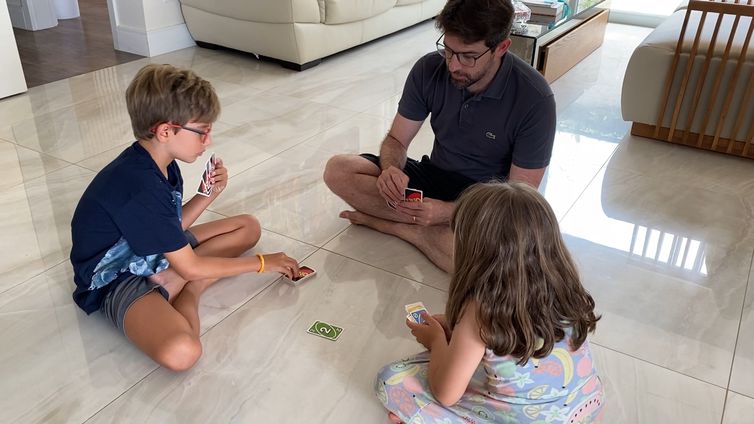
[631,0,754,158]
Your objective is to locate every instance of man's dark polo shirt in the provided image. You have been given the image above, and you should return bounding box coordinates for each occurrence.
[397,51,556,182]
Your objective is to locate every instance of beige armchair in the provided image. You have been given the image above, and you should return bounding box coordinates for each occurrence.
[179,0,445,70]
[621,0,754,158]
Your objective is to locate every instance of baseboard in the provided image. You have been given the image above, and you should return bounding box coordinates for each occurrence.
[146,23,196,56]
[114,23,195,57]
[631,122,754,159]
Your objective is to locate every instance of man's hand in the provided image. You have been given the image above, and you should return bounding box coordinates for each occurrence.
[377,166,409,204]
[395,198,454,226]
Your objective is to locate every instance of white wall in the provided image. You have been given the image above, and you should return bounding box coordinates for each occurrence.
[108,0,194,57]
[1,0,27,99]
[6,0,57,30]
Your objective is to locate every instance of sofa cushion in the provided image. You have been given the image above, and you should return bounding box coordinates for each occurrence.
[321,0,397,24]
[180,0,321,24]
[644,10,754,61]
[396,0,424,5]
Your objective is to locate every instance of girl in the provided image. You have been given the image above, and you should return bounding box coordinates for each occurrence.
[375,182,604,423]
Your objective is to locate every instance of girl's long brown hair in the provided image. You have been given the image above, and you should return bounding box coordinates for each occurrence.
[447,182,599,365]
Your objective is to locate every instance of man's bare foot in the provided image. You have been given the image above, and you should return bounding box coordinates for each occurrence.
[339,210,373,226]
[387,412,403,424]
[148,268,187,300]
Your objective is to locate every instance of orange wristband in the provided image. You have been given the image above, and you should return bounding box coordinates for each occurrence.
[256,253,265,273]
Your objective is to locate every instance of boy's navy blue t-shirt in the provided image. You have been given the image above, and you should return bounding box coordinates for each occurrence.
[70,142,189,314]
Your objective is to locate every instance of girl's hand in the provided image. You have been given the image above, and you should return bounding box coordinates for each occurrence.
[406,312,447,351]
[433,314,452,342]
[210,157,228,194]
[260,252,299,280]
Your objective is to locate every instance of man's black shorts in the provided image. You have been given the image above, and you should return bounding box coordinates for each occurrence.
[360,153,477,202]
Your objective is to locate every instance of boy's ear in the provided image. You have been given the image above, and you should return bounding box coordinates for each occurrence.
[152,123,172,143]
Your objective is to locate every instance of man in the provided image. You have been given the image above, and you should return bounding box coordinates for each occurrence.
[323,0,556,273]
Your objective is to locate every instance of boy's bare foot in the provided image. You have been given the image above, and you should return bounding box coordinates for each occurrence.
[387,412,403,424]
[148,268,187,300]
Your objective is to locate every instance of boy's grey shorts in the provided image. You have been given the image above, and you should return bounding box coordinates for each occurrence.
[100,230,200,334]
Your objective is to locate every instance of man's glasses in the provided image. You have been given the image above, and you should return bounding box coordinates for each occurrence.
[436,34,493,67]
[154,123,212,143]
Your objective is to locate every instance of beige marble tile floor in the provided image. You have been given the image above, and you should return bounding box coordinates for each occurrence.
[1,21,753,423]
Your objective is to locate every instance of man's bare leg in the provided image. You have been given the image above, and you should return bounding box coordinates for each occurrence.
[340,210,453,272]
[324,154,413,223]
[325,154,453,272]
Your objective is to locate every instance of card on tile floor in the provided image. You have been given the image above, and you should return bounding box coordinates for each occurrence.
[283,266,317,286]
[307,320,343,341]
[405,302,429,324]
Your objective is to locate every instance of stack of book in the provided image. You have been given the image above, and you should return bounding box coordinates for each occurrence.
[521,0,564,17]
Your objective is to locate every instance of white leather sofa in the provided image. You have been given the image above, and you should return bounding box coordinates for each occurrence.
[621,0,754,158]
[179,0,446,70]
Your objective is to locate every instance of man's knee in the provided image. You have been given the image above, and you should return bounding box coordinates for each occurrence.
[323,154,350,192]
[324,154,374,194]
[155,333,202,372]
[235,214,261,249]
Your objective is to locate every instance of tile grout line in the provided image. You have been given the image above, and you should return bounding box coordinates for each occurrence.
[0,257,70,298]
[318,245,449,293]
[590,341,731,392]
[80,246,324,424]
[719,248,754,424]
[555,147,617,223]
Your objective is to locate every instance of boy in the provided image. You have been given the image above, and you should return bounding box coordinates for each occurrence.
[70,64,299,371]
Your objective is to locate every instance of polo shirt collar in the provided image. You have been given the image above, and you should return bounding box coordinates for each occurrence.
[479,52,512,100]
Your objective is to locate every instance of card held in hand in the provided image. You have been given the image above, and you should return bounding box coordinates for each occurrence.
[405,301,429,324]
[404,188,423,203]
[307,320,343,341]
[196,153,216,197]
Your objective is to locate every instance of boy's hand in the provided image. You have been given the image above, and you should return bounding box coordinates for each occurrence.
[262,252,299,280]
[406,312,447,351]
[210,157,228,194]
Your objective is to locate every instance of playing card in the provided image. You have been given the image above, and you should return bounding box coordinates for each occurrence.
[283,266,316,286]
[307,320,343,341]
[196,153,216,197]
[405,302,429,324]
[404,188,423,202]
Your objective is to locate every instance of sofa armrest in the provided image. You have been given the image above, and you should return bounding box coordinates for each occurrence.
[179,0,321,24]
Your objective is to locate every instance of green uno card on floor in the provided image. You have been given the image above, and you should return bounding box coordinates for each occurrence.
[307,321,343,341]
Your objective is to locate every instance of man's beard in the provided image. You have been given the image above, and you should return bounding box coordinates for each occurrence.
[449,63,489,89]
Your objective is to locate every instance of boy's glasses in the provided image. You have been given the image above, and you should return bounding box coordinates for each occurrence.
[436,34,493,67]
[153,123,212,143]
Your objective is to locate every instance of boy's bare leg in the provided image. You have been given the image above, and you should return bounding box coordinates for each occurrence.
[340,210,453,273]
[124,214,261,371]
[325,154,452,272]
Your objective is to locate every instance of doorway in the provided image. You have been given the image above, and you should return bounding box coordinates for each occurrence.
[12,0,142,88]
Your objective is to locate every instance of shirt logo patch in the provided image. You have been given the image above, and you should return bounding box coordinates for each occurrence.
[485,131,496,140]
